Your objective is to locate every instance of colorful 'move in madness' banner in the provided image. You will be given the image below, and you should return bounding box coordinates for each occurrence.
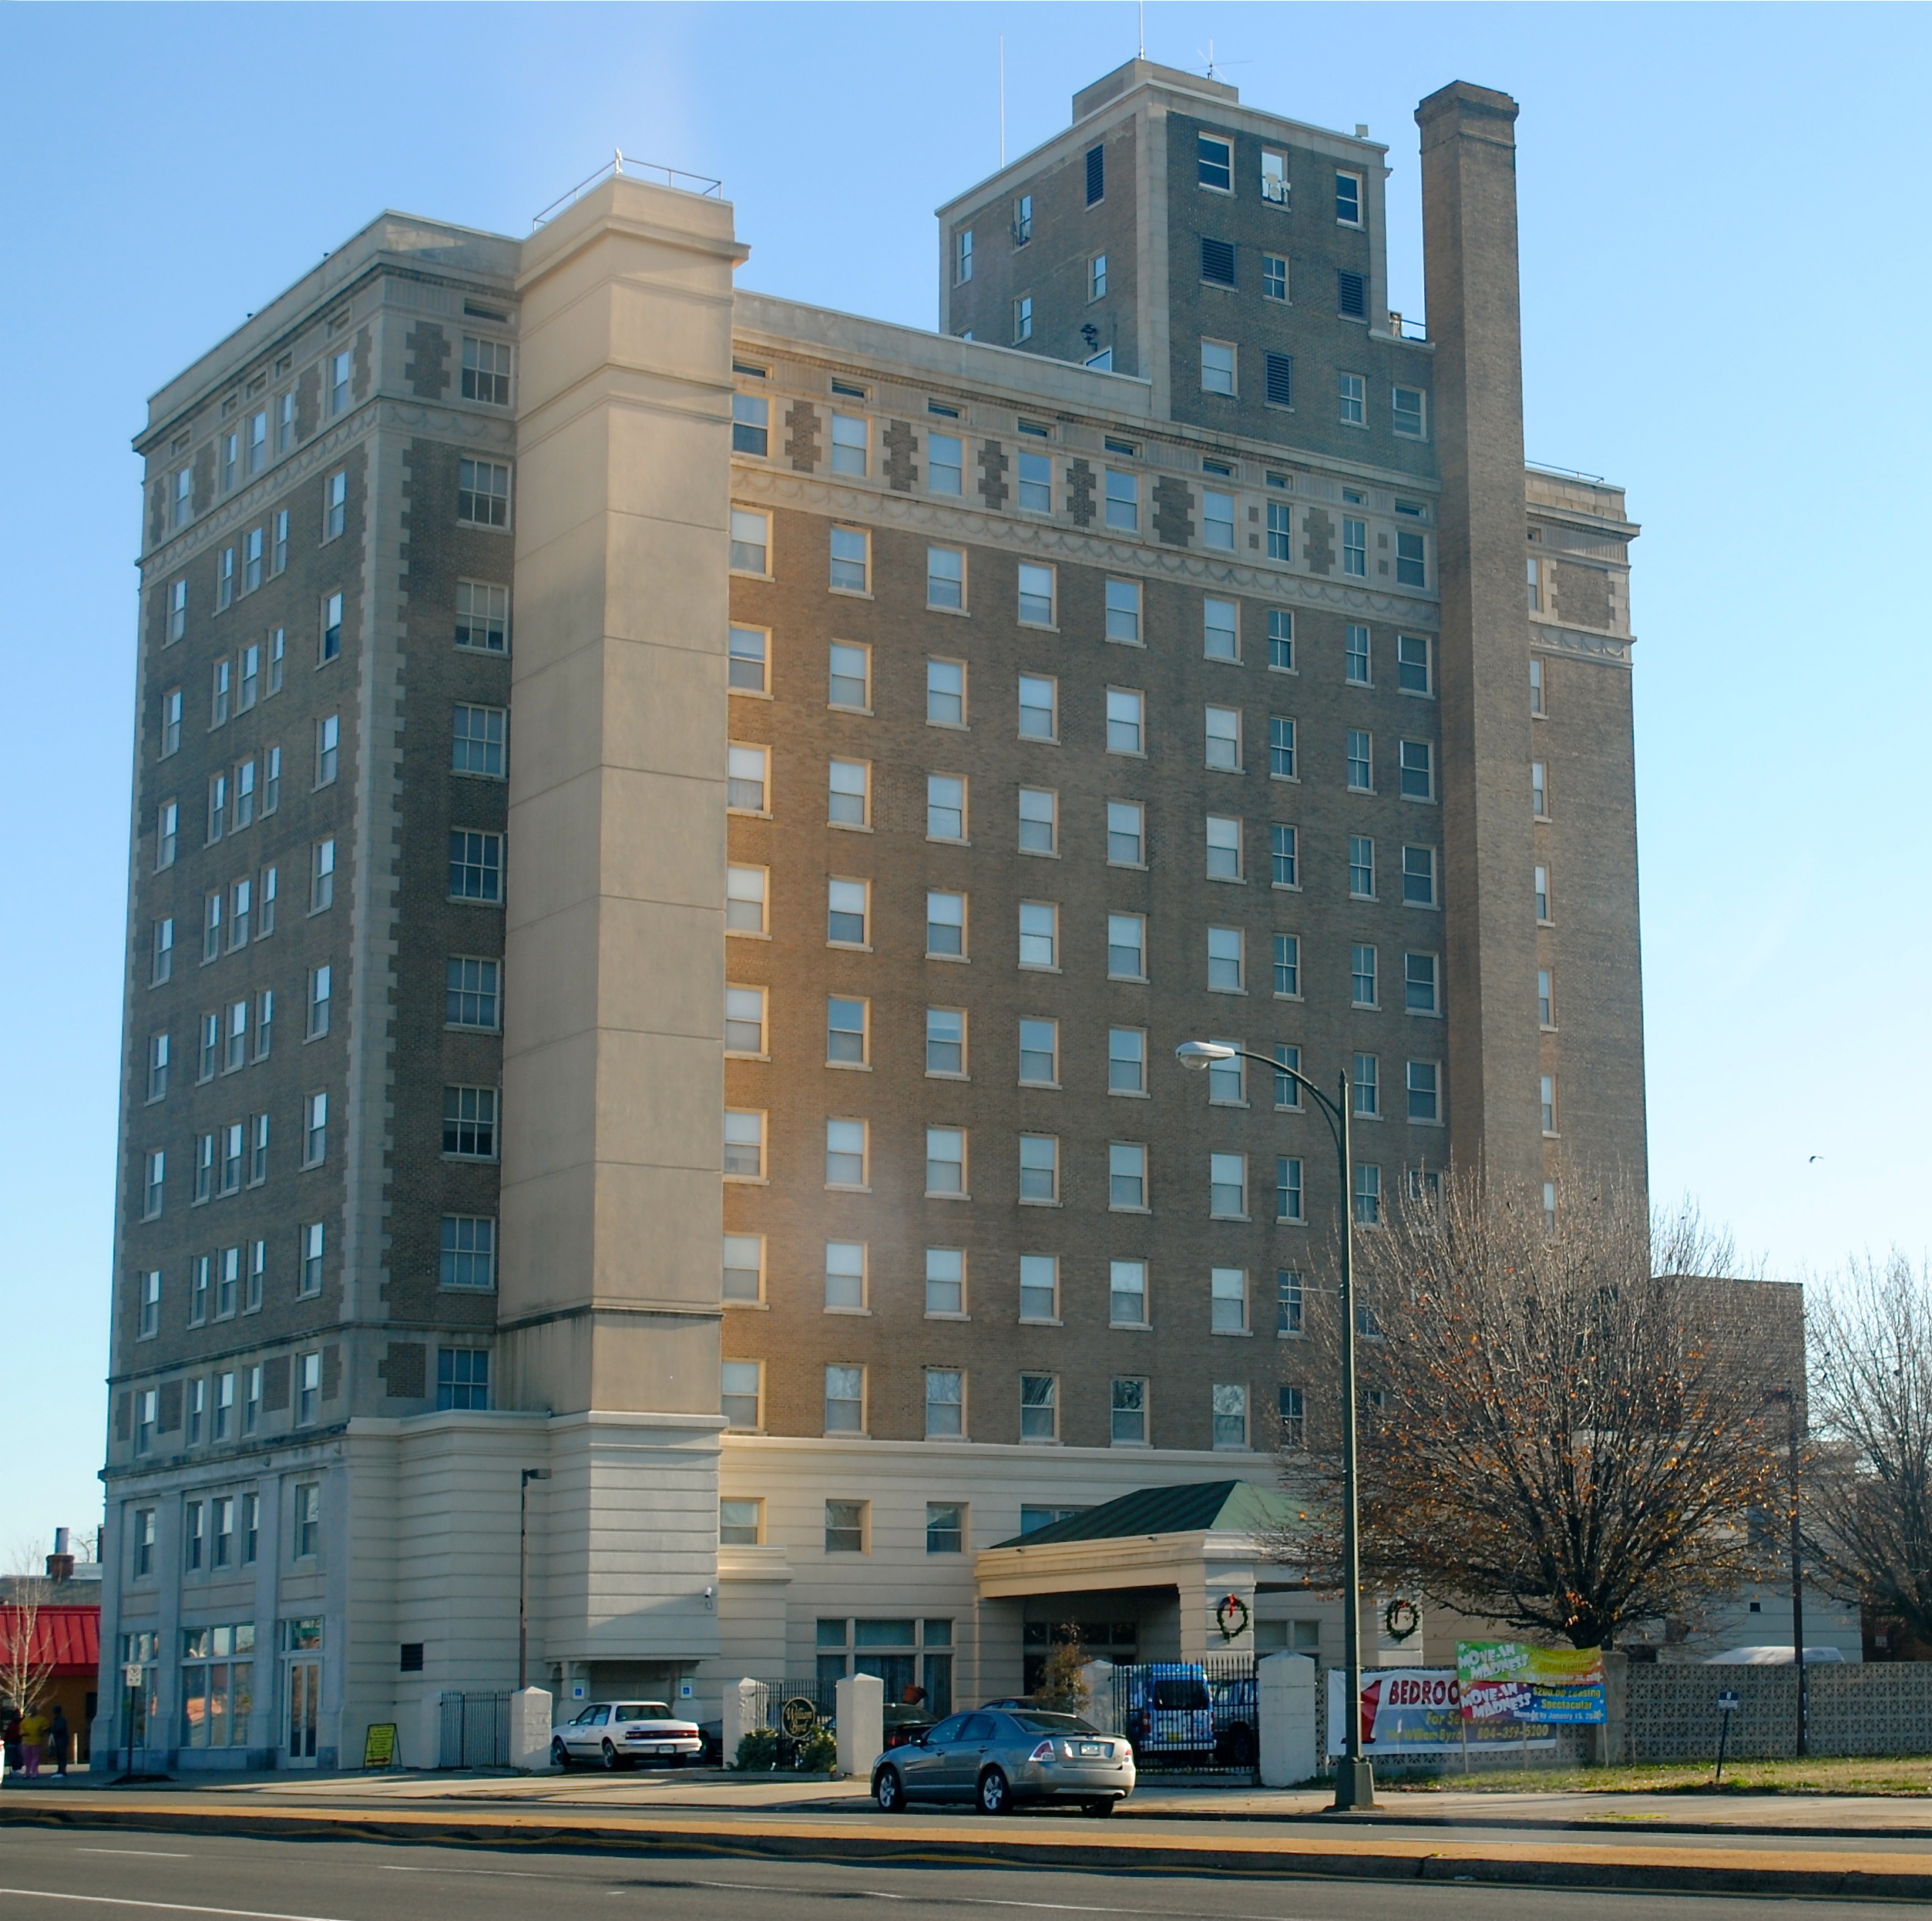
[1456,1641,1607,1725]
[1324,1668,1557,1755]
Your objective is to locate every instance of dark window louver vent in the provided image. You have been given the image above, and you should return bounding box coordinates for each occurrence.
[1337,270,1368,318]
[1201,237,1237,287]
[1086,145,1105,204]
[1265,352,1295,408]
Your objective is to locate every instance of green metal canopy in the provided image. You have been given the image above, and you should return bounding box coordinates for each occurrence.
[991,1480,1295,1550]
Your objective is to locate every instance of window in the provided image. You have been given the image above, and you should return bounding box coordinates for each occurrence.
[1211,1154,1248,1220]
[926,1370,966,1439]
[217,545,237,611]
[727,864,768,935]
[1396,530,1427,588]
[1089,253,1108,300]
[927,773,967,841]
[1532,761,1549,818]
[722,1361,763,1431]
[244,1369,260,1435]
[1104,470,1137,532]
[1012,1373,1056,1442]
[722,625,768,698]
[925,889,963,956]
[730,507,770,574]
[1402,845,1438,909]
[1107,800,1144,865]
[1355,1163,1382,1226]
[1205,705,1241,771]
[1200,339,1237,396]
[1530,656,1546,714]
[1538,968,1555,1027]
[315,713,339,786]
[156,800,178,870]
[1534,865,1552,922]
[268,625,285,691]
[1268,718,1297,783]
[242,527,264,596]
[1272,933,1301,999]
[199,1013,218,1080]
[445,955,502,1031]
[727,743,768,813]
[456,458,509,528]
[1275,1153,1306,1222]
[1019,1133,1059,1204]
[1206,814,1242,880]
[1107,912,1146,979]
[305,965,331,1039]
[1202,595,1238,660]
[1012,192,1033,244]
[828,995,869,1065]
[825,1241,866,1311]
[1399,738,1434,801]
[1208,925,1243,992]
[1352,1053,1380,1119]
[731,391,769,456]
[1213,1383,1249,1449]
[721,1234,764,1304]
[1339,372,1366,427]
[1006,1019,1054,1090]
[1013,296,1033,343]
[234,761,256,833]
[257,986,277,1059]
[146,1031,171,1103]
[1103,1375,1147,1445]
[1206,1044,1244,1105]
[207,774,227,846]
[1410,1060,1441,1123]
[449,830,500,902]
[443,1085,497,1159]
[830,525,869,593]
[825,1116,869,1187]
[161,687,183,760]
[1087,141,1106,203]
[926,1127,966,1196]
[247,1115,268,1185]
[724,985,767,1056]
[1352,943,1379,1008]
[825,411,868,477]
[1349,835,1376,899]
[302,1091,328,1166]
[1018,562,1055,626]
[926,1005,965,1075]
[440,1215,496,1290]
[927,544,965,610]
[1017,786,1057,854]
[1393,634,1433,698]
[1110,1260,1148,1326]
[721,1499,764,1547]
[214,1375,236,1442]
[1211,1266,1248,1334]
[1109,1141,1147,1210]
[1393,385,1426,438]
[435,1348,491,1412]
[927,432,963,497]
[452,704,506,777]
[1541,1073,1559,1135]
[137,1268,162,1337]
[825,1367,867,1439]
[1342,517,1367,577]
[828,757,871,827]
[825,1491,866,1543]
[1018,900,1057,969]
[1108,1026,1145,1094]
[323,469,348,541]
[828,640,870,710]
[1198,132,1233,190]
[1200,237,1237,286]
[1405,951,1440,1015]
[955,227,973,284]
[1104,576,1141,643]
[1018,451,1053,514]
[724,1109,766,1179]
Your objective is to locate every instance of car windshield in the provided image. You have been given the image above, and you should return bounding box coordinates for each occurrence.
[614,1703,674,1719]
[1009,1711,1100,1735]
[1151,1679,1209,1710]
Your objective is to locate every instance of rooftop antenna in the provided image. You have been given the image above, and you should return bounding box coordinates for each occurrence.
[613,147,624,176]
[1137,0,1145,59]
[1197,39,1251,82]
[999,35,1006,167]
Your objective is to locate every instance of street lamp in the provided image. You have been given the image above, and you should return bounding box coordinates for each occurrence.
[1177,1040,1376,1812]
[519,1469,551,1692]
[1764,1384,1807,1756]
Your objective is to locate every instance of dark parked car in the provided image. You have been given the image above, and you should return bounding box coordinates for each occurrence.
[872,1708,1135,1815]
[882,1703,937,1750]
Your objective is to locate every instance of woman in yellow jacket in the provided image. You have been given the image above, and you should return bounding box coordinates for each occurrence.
[18,1708,50,1778]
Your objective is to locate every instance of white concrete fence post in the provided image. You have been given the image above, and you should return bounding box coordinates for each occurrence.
[509,1687,555,1772]
[1083,1658,1119,1735]
[1258,1651,1318,1788]
[722,1678,767,1768]
[835,1671,884,1781]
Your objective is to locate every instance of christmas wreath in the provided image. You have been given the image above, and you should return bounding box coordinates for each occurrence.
[1215,1592,1252,1641]
[1383,1597,1422,1644]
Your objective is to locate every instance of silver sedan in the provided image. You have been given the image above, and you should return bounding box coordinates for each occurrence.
[871,1708,1135,1815]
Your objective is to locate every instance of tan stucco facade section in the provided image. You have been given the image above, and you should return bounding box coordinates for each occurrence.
[500,176,748,1417]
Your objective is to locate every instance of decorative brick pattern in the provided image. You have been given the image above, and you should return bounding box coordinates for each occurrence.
[321,1342,341,1402]
[976,439,1009,512]
[296,364,321,441]
[352,327,374,403]
[785,401,822,472]
[1627,1664,1932,1761]
[1065,457,1096,527]
[1152,477,1194,547]
[261,1354,291,1412]
[1302,509,1336,575]
[114,1392,131,1441]
[405,322,452,400]
[157,1379,183,1433]
[192,442,216,517]
[381,1342,426,1399]
[1554,561,1611,630]
[883,421,917,492]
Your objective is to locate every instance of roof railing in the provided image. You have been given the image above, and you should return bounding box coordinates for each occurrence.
[1527,460,1608,485]
[533,149,723,230]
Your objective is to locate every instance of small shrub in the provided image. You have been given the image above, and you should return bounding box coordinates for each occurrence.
[734,1726,779,1771]
[795,1728,838,1775]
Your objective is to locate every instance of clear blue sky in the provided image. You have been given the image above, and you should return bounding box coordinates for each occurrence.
[2,2,1927,1554]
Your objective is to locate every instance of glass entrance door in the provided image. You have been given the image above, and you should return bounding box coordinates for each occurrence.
[285,1661,320,1762]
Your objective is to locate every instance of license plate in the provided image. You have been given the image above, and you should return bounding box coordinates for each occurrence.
[1078,1742,1107,1758]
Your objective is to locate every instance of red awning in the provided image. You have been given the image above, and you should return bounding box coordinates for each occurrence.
[0,1605,100,1676]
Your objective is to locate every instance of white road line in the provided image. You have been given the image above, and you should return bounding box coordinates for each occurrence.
[70,1856,192,1863]
[0,1890,349,1921]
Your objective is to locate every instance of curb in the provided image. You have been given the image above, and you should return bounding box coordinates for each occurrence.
[5,1798,1932,1902]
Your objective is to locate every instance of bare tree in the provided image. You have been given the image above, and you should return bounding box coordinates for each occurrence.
[0,1546,55,1722]
[1268,1168,1795,1649]
[1806,1254,1932,1649]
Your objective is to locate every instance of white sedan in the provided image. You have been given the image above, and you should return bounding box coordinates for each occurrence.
[552,1701,704,1770]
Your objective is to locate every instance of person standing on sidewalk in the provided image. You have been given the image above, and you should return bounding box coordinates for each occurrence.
[49,1706,69,1776]
[18,1708,49,1778]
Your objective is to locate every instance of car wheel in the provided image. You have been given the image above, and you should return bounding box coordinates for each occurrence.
[874,1767,906,1813]
[601,1738,623,1772]
[550,1738,570,1771]
[1082,1798,1115,1818]
[976,1767,1011,1815]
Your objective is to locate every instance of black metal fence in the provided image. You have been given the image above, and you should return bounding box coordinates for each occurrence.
[741,1677,838,1765]
[438,1690,510,1768]
[1094,1657,1258,1776]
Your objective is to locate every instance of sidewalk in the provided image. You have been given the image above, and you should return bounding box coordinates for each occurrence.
[7,1770,1932,1901]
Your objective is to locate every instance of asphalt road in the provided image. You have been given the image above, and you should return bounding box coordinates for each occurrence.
[0,1828,1924,1921]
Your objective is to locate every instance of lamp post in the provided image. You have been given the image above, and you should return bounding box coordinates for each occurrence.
[1764,1384,1806,1756]
[1178,1040,1376,1812]
[519,1468,550,1692]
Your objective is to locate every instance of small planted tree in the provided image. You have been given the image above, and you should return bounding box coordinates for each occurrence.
[1030,1624,1091,1714]
[0,1556,55,1725]
[1268,1170,1793,1649]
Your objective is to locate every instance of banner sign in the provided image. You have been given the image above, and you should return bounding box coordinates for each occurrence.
[362,1721,398,1768]
[1325,1667,1556,1756]
[1456,1642,1606,1725]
